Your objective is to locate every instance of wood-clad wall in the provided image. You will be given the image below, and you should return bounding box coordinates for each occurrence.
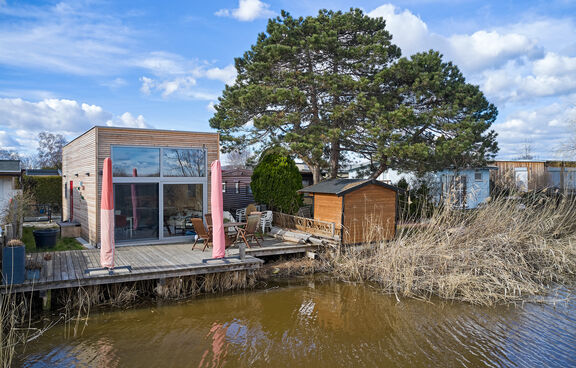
[222,169,254,212]
[491,161,547,190]
[61,128,97,242]
[62,126,219,245]
[343,184,396,245]
[313,193,342,225]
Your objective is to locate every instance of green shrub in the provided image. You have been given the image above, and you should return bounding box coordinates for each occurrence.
[22,175,61,210]
[251,151,303,214]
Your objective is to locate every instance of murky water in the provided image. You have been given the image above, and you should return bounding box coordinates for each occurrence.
[18,280,576,367]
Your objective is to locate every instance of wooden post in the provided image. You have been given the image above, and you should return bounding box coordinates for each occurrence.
[41,290,52,311]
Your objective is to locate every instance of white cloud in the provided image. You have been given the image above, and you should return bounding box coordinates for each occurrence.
[0,130,19,149]
[206,101,217,112]
[0,98,150,152]
[494,98,576,159]
[215,0,275,22]
[205,65,237,85]
[0,2,131,75]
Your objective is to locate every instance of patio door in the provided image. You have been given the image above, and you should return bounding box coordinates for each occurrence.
[113,183,159,242]
[162,184,204,238]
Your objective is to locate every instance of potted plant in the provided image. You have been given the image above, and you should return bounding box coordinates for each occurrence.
[25,259,42,281]
[2,239,26,285]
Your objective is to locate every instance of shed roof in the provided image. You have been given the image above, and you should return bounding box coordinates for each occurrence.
[298,178,398,196]
[0,160,21,175]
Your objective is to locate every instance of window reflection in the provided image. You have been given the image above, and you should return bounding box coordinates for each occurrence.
[112,147,160,177]
[163,148,205,177]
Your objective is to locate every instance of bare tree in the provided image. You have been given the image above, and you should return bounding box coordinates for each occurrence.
[517,139,534,160]
[36,132,67,169]
[223,148,252,169]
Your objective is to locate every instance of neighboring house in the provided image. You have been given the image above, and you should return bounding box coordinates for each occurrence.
[62,126,219,246]
[489,160,576,192]
[436,167,497,209]
[0,160,22,212]
[490,160,547,191]
[544,161,576,191]
[298,178,399,245]
[346,163,416,186]
[221,167,254,212]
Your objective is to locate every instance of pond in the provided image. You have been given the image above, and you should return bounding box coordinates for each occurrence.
[17,279,576,367]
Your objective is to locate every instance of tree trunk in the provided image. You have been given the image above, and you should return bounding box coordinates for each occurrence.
[312,166,322,184]
[329,138,340,179]
[370,162,388,180]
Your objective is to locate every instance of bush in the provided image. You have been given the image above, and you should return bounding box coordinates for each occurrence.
[22,175,61,210]
[251,151,303,214]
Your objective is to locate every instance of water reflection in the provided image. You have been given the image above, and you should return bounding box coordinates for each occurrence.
[19,280,575,367]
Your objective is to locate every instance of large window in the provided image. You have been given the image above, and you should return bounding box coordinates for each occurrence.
[163,148,206,177]
[110,146,207,243]
[112,147,160,177]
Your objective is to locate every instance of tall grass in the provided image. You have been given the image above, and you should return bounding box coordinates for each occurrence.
[329,193,576,305]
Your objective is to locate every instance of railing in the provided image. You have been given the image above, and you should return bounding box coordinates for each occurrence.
[272,211,340,239]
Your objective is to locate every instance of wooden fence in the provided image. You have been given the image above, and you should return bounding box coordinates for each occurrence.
[272,212,340,239]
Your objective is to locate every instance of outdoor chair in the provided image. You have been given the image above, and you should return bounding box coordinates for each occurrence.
[260,210,273,234]
[236,213,262,248]
[204,213,212,227]
[191,217,213,251]
[236,208,246,222]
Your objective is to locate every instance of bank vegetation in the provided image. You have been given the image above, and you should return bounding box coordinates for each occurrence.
[329,193,576,306]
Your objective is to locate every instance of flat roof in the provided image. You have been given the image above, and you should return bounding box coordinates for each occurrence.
[65,126,219,147]
[0,160,21,175]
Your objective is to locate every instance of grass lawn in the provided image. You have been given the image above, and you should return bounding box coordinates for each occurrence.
[22,226,84,253]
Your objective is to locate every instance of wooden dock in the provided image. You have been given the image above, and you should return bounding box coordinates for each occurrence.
[2,237,318,293]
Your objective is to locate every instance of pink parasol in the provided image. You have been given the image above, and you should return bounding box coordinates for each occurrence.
[211,160,225,258]
[131,168,139,230]
[100,157,115,268]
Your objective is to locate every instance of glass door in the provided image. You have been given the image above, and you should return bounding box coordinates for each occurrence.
[162,184,204,238]
[114,183,159,242]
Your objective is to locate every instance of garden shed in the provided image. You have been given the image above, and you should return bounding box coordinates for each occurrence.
[298,178,398,245]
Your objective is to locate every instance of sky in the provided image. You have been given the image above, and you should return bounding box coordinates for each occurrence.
[0,0,575,161]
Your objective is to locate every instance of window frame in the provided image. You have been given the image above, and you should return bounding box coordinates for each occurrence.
[110,145,208,242]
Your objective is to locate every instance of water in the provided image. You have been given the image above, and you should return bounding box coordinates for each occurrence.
[18,280,576,367]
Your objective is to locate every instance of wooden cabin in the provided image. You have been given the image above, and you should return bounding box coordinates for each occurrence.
[62,126,219,246]
[222,168,255,212]
[298,178,398,245]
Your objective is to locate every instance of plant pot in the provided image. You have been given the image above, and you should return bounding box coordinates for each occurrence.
[2,245,26,285]
[33,229,59,249]
[26,269,40,281]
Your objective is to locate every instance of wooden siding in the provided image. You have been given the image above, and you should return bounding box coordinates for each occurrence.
[61,128,97,243]
[343,184,396,245]
[222,169,254,212]
[313,193,343,225]
[63,127,219,245]
[491,161,547,190]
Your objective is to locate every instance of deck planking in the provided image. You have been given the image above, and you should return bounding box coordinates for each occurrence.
[3,238,314,294]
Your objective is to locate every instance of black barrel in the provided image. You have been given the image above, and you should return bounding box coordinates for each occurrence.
[33,229,59,249]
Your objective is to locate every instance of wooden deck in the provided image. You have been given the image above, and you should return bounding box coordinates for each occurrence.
[2,237,318,293]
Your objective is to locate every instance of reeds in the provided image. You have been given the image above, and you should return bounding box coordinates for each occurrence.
[329,193,576,305]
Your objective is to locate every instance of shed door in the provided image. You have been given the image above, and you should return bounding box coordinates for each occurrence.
[514,168,528,192]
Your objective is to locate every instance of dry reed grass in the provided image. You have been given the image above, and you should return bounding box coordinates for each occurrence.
[329,193,576,305]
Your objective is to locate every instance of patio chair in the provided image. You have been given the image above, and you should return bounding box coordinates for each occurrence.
[204,213,212,227]
[236,213,262,248]
[236,208,246,222]
[191,218,213,251]
[260,210,273,234]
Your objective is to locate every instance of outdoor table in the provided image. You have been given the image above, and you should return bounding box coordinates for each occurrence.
[209,222,246,246]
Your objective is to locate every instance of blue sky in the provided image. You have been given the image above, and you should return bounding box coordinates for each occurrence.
[1,0,575,160]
